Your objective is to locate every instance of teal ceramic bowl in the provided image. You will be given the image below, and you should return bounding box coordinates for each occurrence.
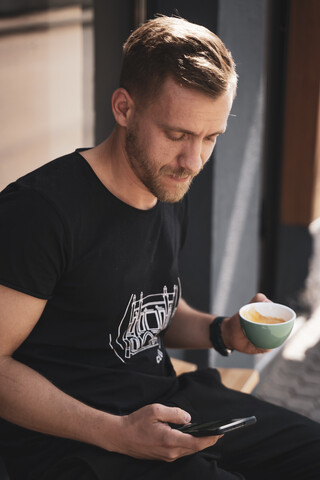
[239,302,296,349]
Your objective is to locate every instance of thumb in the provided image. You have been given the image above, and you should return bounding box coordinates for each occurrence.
[153,404,191,425]
[250,292,271,303]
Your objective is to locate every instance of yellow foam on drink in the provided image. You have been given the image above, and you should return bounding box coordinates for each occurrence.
[242,306,285,324]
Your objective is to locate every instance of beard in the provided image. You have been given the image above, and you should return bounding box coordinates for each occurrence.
[125,128,198,203]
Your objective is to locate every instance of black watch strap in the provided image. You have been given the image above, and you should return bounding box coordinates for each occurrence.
[209,316,233,357]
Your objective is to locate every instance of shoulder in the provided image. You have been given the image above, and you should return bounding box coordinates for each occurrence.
[15,150,86,198]
[0,151,87,248]
[1,149,93,224]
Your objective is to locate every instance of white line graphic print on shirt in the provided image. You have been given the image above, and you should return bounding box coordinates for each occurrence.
[109,279,181,364]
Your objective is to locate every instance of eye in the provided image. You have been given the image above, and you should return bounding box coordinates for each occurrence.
[166,131,186,142]
[206,135,218,143]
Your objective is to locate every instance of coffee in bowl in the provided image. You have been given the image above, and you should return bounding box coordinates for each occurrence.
[241,306,286,325]
[239,302,296,349]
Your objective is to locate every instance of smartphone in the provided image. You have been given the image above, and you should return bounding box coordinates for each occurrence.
[175,415,257,437]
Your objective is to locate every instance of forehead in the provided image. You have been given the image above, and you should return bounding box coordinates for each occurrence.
[143,77,233,132]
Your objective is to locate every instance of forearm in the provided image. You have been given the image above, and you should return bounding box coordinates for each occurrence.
[0,356,222,461]
[164,298,214,349]
[0,356,120,452]
[164,294,271,355]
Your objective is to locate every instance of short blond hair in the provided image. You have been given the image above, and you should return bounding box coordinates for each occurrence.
[120,16,237,102]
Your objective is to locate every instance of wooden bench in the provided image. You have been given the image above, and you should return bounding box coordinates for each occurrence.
[171,358,259,394]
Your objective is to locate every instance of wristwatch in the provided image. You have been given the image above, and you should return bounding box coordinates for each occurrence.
[209,316,233,357]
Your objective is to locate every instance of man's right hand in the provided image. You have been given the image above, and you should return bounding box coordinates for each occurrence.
[105,403,222,462]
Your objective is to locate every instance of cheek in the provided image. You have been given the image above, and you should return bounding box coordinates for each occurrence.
[149,136,178,163]
[202,142,216,164]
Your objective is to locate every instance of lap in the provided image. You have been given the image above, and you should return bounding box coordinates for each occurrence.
[6,368,320,479]
[169,368,320,479]
[41,447,244,480]
[41,456,97,480]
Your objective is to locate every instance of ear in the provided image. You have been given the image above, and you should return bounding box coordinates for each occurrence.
[111,88,134,127]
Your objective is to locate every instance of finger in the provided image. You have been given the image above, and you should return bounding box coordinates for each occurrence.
[250,292,272,303]
[153,433,222,463]
[249,344,272,354]
[151,404,191,425]
[179,433,223,454]
[244,340,270,354]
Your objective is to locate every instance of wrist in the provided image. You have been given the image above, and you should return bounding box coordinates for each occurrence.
[88,410,124,453]
[209,316,233,357]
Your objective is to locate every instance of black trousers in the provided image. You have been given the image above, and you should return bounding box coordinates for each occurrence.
[5,369,320,479]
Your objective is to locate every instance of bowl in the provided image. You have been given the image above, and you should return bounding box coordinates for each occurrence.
[239,302,296,349]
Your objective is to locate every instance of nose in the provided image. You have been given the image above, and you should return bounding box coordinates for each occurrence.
[178,139,204,174]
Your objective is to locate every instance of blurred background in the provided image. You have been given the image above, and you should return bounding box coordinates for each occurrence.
[0,0,319,477]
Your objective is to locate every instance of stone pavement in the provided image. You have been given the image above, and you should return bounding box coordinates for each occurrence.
[254,218,320,423]
[254,308,320,422]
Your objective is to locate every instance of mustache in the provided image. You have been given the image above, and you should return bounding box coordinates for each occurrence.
[160,166,200,178]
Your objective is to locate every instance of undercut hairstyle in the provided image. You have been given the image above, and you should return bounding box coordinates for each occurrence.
[120,15,237,103]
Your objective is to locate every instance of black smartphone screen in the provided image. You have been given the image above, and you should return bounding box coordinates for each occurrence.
[176,416,257,437]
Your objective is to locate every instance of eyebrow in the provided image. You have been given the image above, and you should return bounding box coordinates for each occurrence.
[161,124,226,137]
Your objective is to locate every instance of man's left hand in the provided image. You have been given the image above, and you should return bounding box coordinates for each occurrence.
[220,293,271,354]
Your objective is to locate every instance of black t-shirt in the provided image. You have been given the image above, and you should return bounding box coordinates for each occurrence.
[0,150,187,427]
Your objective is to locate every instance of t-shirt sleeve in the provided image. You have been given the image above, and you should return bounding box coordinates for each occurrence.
[0,185,70,299]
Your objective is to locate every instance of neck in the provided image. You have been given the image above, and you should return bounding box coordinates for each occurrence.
[81,127,158,210]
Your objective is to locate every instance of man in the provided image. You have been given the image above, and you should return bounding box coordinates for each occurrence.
[0,15,319,480]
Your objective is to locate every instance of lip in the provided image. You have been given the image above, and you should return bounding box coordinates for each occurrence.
[166,174,191,183]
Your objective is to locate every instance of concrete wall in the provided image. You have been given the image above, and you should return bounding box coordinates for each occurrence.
[0,6,93,191]
[210,0,267,368]
[94,0,134,144]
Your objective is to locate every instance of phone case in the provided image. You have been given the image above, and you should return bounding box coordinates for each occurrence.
[176,416,257,437]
